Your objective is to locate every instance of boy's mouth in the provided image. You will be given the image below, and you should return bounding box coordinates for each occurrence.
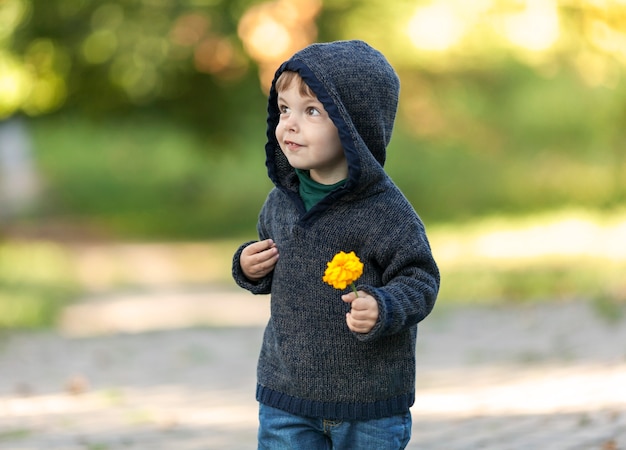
[284,140,303,150]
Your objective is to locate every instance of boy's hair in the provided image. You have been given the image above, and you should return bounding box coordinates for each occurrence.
[275,71,315,97]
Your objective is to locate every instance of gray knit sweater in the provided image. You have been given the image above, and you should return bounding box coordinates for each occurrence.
[232,40,440,421]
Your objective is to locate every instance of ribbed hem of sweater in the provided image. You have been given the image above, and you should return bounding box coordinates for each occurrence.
[256,384,414,421]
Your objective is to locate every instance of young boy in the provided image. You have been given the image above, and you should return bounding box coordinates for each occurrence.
[232,40,440,449]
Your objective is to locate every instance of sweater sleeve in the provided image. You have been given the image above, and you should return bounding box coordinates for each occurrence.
[355,219,440,342]
[231,198,276,295]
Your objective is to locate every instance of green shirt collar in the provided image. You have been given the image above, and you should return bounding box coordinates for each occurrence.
[295,169,346,211]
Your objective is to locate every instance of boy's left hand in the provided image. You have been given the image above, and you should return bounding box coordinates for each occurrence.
[342,291,379,334]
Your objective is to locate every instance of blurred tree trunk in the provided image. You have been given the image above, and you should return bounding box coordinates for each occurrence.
[0,117,39,223]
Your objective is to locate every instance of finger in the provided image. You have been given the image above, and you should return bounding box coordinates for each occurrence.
[346,312,355,330]
[341,292,356,303]
[260,253,278,267]
[244,239,275,256]
[261,239,276,251]
[350,309,369,321]
[346,313,372,333]
[349,296,369,311]
[351,303,378,320]
[254,246,278,264]
[254,257,276,275]
[347,312,367,326]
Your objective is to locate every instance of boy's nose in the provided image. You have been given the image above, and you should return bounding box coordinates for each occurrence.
[283,114,298,132]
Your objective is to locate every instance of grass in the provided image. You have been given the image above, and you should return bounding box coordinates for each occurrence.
[0,240,79,329]
[0,428,33,441]
[1,209,625,329]
[429,209,626,322]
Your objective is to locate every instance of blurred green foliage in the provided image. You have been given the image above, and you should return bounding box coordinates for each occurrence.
[389,62,626,222]
[2,0,261,135]
[1,0,623,238]
[27,113,270,239]
[18,86,623,239]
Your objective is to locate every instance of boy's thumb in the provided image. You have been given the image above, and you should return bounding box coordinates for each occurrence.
[341,293,355,303]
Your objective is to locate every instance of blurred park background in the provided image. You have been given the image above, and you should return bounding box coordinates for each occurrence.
[1,0,626,329]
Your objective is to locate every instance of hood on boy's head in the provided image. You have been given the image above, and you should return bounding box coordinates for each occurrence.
[265,40,400,191]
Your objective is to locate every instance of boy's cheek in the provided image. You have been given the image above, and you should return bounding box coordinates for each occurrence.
[275,124,284,139]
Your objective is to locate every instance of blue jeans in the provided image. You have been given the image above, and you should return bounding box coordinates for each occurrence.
[258,404,412,449]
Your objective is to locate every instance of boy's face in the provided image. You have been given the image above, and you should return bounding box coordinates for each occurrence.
[275,78,347,185]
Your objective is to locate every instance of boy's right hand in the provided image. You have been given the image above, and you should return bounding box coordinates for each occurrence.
[240,239,279,281]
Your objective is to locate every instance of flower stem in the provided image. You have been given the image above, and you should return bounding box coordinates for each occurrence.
[350,282,359,297]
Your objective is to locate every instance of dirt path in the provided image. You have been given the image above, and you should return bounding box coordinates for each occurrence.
[1,291,625,449]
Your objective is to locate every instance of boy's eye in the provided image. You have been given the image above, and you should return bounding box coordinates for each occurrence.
[279,105,290,114]
[306,107,321,116]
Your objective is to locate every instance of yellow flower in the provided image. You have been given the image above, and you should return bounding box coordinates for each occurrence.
[322,251,363,294]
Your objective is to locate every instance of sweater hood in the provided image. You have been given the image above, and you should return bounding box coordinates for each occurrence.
[265,40,400,213]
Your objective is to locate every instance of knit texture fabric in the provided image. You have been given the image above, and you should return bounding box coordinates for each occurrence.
[232,40,440,420]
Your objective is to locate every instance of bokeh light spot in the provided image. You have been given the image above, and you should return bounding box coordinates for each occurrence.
[407,2,466,51]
